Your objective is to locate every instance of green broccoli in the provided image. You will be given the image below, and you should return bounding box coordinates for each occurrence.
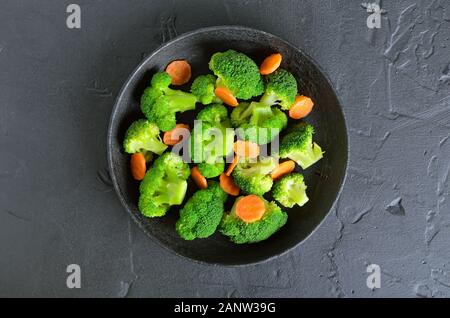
[123,119,168,156]
[139,152,190,218]
[190,104,234,177]
[198,161,225,178]
[176,181,228,240]
[230,69,295,145]
[273,173,309,208]
[232,156,278,196]
[209,50,264,100]
[219,196,288,244]
[231,102,287,145]
[141,72,198,132]
[279,123,324,169]
[261,69,298,110]
[191,74,221,105]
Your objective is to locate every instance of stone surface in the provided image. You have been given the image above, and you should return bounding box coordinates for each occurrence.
[0,0,449,297]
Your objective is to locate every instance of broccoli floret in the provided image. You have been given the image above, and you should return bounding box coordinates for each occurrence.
[141,72,198,132]
[230,71,294,145]
[191,74,221,105]
[231,102,288,145]
[279,123,324,169]
[190,104,235,173]
[198,160,225,178]
[123,119,168,156]
[232,156,278,195]
[219,197,288,244]
[176,182,228,240]
[209,50,264,100]
[138,152,190,218]
[262,69,298,110]
[273,173,309,208]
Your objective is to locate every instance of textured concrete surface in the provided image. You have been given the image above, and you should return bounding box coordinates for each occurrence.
[0,0,449,297]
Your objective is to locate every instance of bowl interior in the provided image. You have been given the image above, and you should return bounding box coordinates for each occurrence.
[108,26,348,266]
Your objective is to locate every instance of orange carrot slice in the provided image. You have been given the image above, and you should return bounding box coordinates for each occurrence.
[289,95,314,120]
[226,155,240,176]
[220,173,240,196]
[163,124,190,146]
[271,160,295,180]
[234,140,260,159]
[191,166,208,189]
[235,195,266,223]
[130,153,146,181]
[165,60,192,86]
[215,87,238,107]
[260,53,282,75]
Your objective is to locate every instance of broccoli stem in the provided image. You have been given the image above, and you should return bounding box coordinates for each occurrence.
[290,142,324,169]
[153,181,187,206]
[166,91,198,113]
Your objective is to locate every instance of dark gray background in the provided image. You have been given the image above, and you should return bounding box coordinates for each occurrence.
[0,0,449,298]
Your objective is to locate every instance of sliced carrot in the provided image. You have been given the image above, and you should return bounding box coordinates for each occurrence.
[165,60,192,86]
[215,87,238,107]
[226,155,240,176]
[235,195,266,223]
[163,124,190,146]
[220,173,240,196]
[191,166,208,189]
[131,153,146,181]
[271,160,295,180]
[234,140,260,159]
[260,53,283,75]
[289,95,314,120]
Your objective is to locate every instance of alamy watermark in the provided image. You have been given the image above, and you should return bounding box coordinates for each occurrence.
[366,263,381,289]
[66,4,81,29]
[362,3,386,29]
[66,264,81,289]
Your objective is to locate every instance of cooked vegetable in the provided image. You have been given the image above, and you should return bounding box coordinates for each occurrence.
[165,60,192,86]
[234,140,260,159]
[260,53,282,75]
[163,124,190,146]
[279,123,323,169]
[234,194,266,223]
[209,50,264,100]
[232,156,278,196]
[219,196,288,244]
[176,181,228,240]
[273,173,309,208]
[123,119,168,155]
[141,72,197,132]
[230,69,296,144]
[226,155,239,176]
[139,153,190,217]
[130,153,147,181]
[289,95,314,119]
[191,166,208,189]
[219,173,240,196]
[271,160,296,180]
[191,74,221,105]
[190,104,234,178]
[215,87,238,107]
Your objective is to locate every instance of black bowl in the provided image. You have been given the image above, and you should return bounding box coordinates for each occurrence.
[108,26,348,266]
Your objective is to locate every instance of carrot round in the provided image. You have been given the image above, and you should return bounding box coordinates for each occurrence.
[163,124,190,146]
[260,53,282,75]
[289,95,314,119]
[165,60,192,86]
[191,166,208,189]
[215,87,238,107]
[130,153,146,181]
[235,195,266,223]
[271,160,295,180]
[234,140,260,159]
[226,155,240,176]
[220,173,240,196]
